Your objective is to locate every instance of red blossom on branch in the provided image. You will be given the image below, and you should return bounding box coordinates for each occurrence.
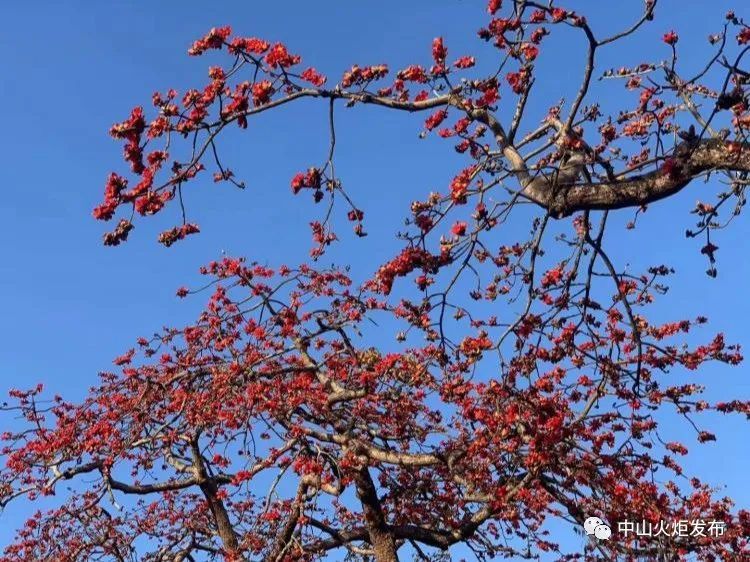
[264,43,301,69]
[188,25,232,56]
[663,30,679,45]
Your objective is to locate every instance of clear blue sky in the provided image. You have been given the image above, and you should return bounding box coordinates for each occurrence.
[0,0,748,558]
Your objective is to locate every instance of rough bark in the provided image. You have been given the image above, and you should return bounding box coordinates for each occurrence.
[467,106,750,217]
[353,467,400,562]
[191,441,242,554]
[533,139,750,217]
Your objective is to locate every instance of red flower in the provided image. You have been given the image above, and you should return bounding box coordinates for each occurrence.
[146,150,168,167]
[453,56,476,69]
[158,223,200,247]
[455,139,470,153]
[451,221,467,236]
[738,28,750,45]
[459,333,492,358]
[478,83,499,107]
[228,37,270,55]
[252,80,275,106]
[450,167,476,204]
[341,64,389,87]
[530,28,547,44]
[110,107,146,141]
[213,169,234,182]
[397,65,428,83]
[221,82,251,126]
[134,191,171,216]
[265,43,301,69]
[113,349,135,366]
[541,265,565,288]
[208,66,225,82]
[300,67,327,87]
[347,209,364,221]
[530,9,546,22]
[148,116,170,139]
[93,200,117,221]
[663,30,679,45]
[188,26,231,56]
[698,431,716,443]
[291,173,305,194]
[506,69,529,94]
[102,219,134,246]
[487,0,502,15]
[521,43,539,61]
[415,214,433,232]
[432,37,447,65]
[290,168,321,194]
[103,172,127,200]
[425,109,448,131]
[373,247,440,294]
[550,7,567,22]
[454,118,471,134]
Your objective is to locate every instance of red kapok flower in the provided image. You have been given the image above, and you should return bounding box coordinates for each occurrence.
[521,43,539,61]
[341,64,389,87]
[228,37,270,55]
[530,9,546,22]
[252,80,275,106]
[188,26,232,56]
[300,67,327,87]
[432,37,447,65]
[347,209,364,221]
[450,167,476,204]
[550,7,567,22]
[425,109,448,131]
[663,30,679,45]
[451,221,468,236]
[265,43,301,69]
[290,168,322,194]
[397,65,428,83]
[453,56,476,69]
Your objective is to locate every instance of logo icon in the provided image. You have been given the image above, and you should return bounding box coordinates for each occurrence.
[584,516,612,540]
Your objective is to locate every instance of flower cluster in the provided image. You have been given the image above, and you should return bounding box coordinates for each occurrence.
[341,64,389,87]
[290,168,322,194]
[157,223,200,247]
[450,166,476,203]
[188,26,232,56]
[264,43,301,69]
[373,247,444,294]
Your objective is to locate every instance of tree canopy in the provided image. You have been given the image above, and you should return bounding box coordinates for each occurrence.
[2,1,750,561]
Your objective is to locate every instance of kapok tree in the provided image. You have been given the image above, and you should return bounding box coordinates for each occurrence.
[3,1,750,561]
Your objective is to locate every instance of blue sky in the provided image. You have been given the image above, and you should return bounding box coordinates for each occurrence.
[1,0,748,558]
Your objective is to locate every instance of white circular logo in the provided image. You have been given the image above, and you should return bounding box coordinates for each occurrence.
[584,516,604,535]
[594,524,611,540]
[584,516,611,541]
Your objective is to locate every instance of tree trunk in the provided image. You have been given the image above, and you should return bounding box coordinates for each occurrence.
[353,467,400,562]
[199,480,241,552]
[191,440,242,555]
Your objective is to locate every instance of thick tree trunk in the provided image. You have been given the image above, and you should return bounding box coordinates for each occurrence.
[353,467,400,562]
[200,480,242,552]
[191,440,242,555]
